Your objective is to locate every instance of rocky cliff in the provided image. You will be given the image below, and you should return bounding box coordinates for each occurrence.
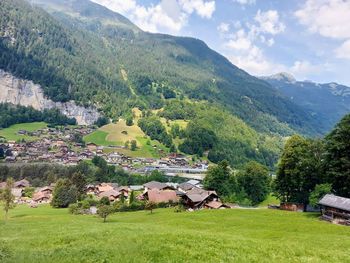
[0,70,100,125]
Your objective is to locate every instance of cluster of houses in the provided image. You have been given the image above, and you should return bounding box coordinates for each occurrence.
[0,178,231,210]
[0,179,53,204]
[0,126,97,165]
[0,127,208,178]
[87,179,231,210]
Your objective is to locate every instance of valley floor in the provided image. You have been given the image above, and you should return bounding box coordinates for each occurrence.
[1,206,350,262]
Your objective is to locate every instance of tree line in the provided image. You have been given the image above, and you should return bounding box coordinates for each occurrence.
[0,103,76,128]
[274,114,350,207]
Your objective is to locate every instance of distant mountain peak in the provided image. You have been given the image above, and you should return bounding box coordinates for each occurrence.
[264,72,296,83]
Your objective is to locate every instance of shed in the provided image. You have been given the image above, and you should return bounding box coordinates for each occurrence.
[319,194,350,225]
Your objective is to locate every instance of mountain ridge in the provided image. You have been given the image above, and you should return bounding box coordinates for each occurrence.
[262,72,350,132]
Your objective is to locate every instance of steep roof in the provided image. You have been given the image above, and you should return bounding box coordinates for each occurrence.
[99,190,120,198]
[143,181,168,190]
[14,179,30,188]
[205,201,225,209]
[319,194,350,212]
[185,188,218,203]
[147,189,178,204]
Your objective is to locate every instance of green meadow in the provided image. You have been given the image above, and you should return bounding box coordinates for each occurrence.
[0,122,47,141]
[1,205,350,263]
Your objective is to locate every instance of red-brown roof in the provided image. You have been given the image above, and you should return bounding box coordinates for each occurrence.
[205,201,225,209]
[146,189,178,204]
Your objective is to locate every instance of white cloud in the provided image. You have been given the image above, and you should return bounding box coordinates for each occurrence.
[232,0,256,5]
[217,22,230,34]
[179,0,216,19]
[335,40,350,59]
[91,0,136,14]
[254,10,285,35]
[295,0,350,39]
[91,0,215,34]
[221,9,284,75]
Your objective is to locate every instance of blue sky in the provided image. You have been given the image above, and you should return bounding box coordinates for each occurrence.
[92,0,350,85]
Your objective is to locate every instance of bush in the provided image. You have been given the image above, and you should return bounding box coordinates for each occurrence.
[68,203,80,215]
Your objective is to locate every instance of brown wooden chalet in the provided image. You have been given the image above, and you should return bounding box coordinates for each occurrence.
[182,188,219,209]
[319,194,350,225]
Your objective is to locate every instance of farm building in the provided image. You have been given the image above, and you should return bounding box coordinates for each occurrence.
[319,194,350,225]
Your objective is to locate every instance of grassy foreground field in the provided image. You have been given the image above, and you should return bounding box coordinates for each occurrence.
[0,122,47,141]
[1,205,350,262]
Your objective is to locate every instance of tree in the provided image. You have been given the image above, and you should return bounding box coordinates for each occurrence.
[130,140,137,151]
[129,190,135,205]
[124,141,129,149]
[203,160,237,196]
[126,116,133,126]
[97,205,114,222]
[94,116,109,127]
[145,201,156,214]
[169,144,177,153]
[309,183,332,207]
[237,161,271,206]
[70,172,87,200]
[99,196,110,206]
[274,135,325,206]
[0,178,15,220]
[324,114,350,197]
[51,179,78,208]
[0,148,4,159]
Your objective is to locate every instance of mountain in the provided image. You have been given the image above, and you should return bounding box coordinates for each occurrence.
[262,73,350,132]
[0,0,320,135]
[0,0,332,168]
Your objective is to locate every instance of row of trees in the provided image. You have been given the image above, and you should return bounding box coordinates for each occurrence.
[274,114,350,207]
[203,160,271,206]
[0,103,76,128]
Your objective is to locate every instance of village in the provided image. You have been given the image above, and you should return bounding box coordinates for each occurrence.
[0,178,234,211]
[0,126,208,179]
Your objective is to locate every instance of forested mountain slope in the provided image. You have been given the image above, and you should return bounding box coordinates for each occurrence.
[0,0,320,136]
[262,73,350,133]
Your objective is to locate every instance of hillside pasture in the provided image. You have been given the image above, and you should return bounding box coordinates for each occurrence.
[0,205,350,262]
[84,120,169,158]
[0,122,47,141]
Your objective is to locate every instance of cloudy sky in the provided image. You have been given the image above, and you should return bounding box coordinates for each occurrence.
[91,0,350,85]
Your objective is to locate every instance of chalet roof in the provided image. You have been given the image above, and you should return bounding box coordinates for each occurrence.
[205,201,225,209]
[33,192,50,202]
[319,194,350,212]
[185,189,218,203]
[179,182,198,191]
[129,185,144,191]
[147,189,178,204]
[97,183,114,193]
[99,190,120,198]
[14,179,30,188]
[186,179,200,186]
[143,181,168,190]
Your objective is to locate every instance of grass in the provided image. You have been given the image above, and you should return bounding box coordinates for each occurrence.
[83,130,117,146]
[84,119,169,158]
[0,122,47,141]
[1,205,350,262]
[259,194,280,207]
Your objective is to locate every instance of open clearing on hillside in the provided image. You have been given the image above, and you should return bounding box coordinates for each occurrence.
[84,120,168,158]
[1,205,350,263]
[0,122,47,141]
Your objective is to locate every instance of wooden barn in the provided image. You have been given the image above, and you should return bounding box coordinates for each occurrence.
[318,194,350,226]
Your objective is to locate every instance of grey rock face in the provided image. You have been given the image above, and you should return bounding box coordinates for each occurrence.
[0,70,100,125]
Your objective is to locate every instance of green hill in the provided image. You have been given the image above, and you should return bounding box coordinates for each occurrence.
[0,0,324,167]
